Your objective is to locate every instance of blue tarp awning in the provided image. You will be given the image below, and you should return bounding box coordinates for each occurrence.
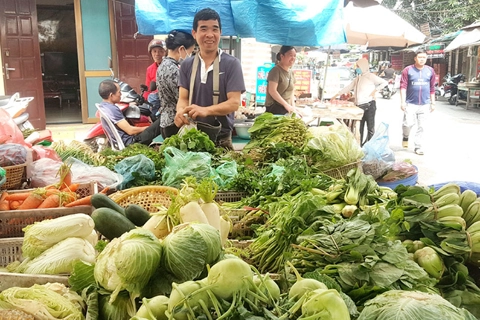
[134,0,346,47]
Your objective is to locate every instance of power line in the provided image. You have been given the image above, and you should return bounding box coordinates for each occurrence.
[392,2,480,13]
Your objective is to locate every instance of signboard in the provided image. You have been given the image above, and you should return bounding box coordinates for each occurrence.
[391,54,403,71]
[292,69,312,94]
[255,63,274,105]
[426,44,445,59]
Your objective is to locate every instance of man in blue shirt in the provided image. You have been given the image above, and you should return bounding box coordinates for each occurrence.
[399,49,436,155]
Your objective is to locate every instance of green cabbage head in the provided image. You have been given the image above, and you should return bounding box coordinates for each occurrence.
[163,222,222,282]
[94,229,162,303]
[358,290,477,320]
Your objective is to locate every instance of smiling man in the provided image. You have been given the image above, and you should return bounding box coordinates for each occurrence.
[174,8,246,150]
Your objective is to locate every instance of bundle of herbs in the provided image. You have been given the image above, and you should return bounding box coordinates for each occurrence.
[243,113,310,162]
[159,128,218,154]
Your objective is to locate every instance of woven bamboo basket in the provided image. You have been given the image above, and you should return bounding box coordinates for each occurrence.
[1,163,26,190]
[323,161,362,180]
[110,186,179,213]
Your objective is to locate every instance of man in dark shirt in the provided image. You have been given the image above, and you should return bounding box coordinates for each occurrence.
[174,8,246,150]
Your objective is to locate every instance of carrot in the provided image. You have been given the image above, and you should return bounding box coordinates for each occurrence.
[56,163,72,189]
[61,191,77,205]
[0,192,8,202]
[10,200,22,210]
[64,195,93,207]
[38,194,61,208]
[45,188,62,196]
[0,200,10,211]
[17,192,45,210]
[61,183,80,193]
[5,192,31,202]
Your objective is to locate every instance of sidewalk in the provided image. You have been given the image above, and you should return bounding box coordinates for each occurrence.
[46,123,95,144]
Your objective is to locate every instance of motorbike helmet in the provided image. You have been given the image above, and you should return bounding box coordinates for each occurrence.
[148,39,166,54]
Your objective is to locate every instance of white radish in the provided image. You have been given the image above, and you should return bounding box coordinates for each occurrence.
[200,202,221,231]
[143,213,172,239]
[219,216,231,247]
[179,201,209,224]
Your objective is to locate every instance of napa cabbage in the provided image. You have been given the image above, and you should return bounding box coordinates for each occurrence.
[13,237,96,275]
[0,283,84,319]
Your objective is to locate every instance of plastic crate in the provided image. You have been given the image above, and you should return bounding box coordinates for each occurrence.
[0,181,97,238]
[323,161,362,180]
[1,163,26,190]
[0,237,69,290]
[0,237,22,267]
[215,191,247,203]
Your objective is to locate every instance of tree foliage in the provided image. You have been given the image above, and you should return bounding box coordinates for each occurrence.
[382,0,480,35]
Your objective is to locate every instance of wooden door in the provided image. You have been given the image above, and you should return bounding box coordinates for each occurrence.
[114,0,152,93]
[0,0,45,129]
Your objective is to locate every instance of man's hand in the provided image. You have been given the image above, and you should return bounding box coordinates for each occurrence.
[184,104,210,119]
[430,104,435,112]
[174,110,190,127]
[401,103,406,111]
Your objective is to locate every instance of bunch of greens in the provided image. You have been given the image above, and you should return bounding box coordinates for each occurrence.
[249,192,336,273]
[159,128,217,154]
[291,218,436,304]
[228,156,334,208]
[51,140,104,166]
[243,113,309,162]
[304,125,364,171]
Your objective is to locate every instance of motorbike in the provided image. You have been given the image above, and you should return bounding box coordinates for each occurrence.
[381,75,399,99]
[83,79,154,152]
[0,93,35,131]
[445,73,466,105]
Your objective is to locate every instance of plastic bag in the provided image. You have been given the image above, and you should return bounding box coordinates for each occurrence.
[362,122,395,179]
[114,154,156,190]
[162,147,219,188]
[378,162,418,182]
[0,108,30,147]
[0,143,28,166]
[31,145,62,161]
[215,161,238,187]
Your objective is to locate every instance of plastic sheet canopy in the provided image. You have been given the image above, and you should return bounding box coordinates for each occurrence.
[135,0,346,47]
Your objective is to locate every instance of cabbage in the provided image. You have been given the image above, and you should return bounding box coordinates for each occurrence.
[13,237,96,275]
[358,290,477,320]
[0,284,84,319]
[163,222,222,282]
[94,229,162,303]
[99,291,136,320]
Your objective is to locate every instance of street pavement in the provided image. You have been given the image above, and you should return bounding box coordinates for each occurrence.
[374,93,480,187]
[46,94,480,187]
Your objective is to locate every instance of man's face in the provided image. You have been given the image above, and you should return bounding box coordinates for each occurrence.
[111,83,121,103]
[414,53,427,67]
[192,19,221,54]
[151,47,165,64]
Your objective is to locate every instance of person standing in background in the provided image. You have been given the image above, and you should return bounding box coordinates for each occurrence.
[265,46,298,115]
[331,58,387,146]
[174,8,245,150]
[156,30,196,139]
[143,39,166,117]
[400,49,436,155]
